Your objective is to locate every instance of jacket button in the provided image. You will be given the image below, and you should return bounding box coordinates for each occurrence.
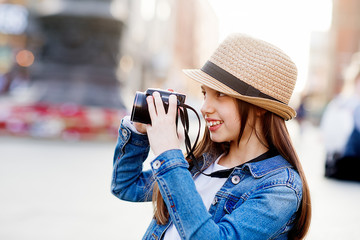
[153,160,161,169]
[231,175,240,185]
[122,129,128,137]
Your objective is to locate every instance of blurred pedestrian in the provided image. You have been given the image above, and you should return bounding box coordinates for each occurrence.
[0,65,29,94]
[0,71,12,94]
[8,66,30,91]
[295,94,308,134]
[321,52,360,181]
[111,34,311,239]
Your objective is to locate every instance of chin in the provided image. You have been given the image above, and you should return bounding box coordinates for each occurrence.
[210,133,237,144]
[210,134,227,143]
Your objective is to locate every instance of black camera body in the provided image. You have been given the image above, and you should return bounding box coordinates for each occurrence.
[130,88,186,124]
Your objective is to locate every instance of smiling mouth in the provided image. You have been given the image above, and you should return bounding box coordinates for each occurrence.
[207,120,224,127]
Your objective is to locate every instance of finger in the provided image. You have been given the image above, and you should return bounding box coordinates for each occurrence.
[146,96,157,123]
[133,122,147,134]
[167,94,177,118]
[153,91,166,116]
[145,123,152,132]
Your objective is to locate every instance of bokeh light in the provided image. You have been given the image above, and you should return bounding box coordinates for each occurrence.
[15,49,34,67]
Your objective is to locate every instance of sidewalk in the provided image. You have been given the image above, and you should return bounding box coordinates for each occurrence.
[0,137,153,240]
[0,122,360,239]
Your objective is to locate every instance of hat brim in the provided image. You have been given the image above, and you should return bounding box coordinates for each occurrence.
[183,69,296,120]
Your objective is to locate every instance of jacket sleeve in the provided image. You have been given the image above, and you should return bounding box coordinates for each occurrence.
[150,150,300,240]
[111,118,154,202]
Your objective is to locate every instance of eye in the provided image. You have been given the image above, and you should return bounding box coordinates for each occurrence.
[216,91,226,97]
[201,89,206,98]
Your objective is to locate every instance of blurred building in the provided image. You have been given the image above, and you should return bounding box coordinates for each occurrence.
[0,0,29,73]
[329,0,360,98]
[27,0,126,109]
[1,0,129,109]
[304,31,332,122]
[1,0,218,108]
[303,0,360,123]
[0,0,218,140]
[117,0,218,107]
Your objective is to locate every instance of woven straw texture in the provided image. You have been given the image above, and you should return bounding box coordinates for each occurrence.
[183,34,298,120]
[210,34,297,104]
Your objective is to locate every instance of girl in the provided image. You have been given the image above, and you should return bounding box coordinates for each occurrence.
[111,34,311,239]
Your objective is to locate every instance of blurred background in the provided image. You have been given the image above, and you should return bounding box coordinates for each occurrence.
[1,0,360,239]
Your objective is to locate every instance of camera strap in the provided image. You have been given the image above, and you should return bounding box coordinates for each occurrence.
[177,103,209,175]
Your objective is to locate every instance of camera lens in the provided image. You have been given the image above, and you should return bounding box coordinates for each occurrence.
[130,88,186,124]
[130,92,151,124]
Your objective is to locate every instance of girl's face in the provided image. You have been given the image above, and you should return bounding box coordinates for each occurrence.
[200,85,241,143]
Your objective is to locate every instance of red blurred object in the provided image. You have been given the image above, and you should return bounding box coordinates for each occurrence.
[0,102,127,141]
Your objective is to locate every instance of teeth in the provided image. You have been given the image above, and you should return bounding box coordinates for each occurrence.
[207,121,223,127]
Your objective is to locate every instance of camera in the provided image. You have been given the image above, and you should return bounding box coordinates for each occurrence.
[130,88,186,124]
[130,88,202,169]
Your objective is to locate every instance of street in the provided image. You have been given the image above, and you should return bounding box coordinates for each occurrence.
[1,122,360,239]
[0,136,153,240]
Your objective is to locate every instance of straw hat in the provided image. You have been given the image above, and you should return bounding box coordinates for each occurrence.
[183,34,297,120]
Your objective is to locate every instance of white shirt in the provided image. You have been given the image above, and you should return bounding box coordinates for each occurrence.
[164,155,228,239]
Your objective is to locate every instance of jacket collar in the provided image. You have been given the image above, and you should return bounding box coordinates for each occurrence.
[241,155,293,178]
[192,152,292,178]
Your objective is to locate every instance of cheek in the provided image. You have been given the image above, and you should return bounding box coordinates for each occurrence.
[224,109,241,131]
[227,117,241,134]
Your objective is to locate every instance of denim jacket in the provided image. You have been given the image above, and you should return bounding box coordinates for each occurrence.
[111,119,303,240]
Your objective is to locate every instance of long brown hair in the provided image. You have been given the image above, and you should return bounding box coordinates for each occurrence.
[152,99,311,239]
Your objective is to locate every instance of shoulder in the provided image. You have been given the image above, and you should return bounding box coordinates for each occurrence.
[221,156,303,231]
[244,155,303,202]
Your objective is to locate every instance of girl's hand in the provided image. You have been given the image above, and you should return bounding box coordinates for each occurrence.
[146,91,180,156]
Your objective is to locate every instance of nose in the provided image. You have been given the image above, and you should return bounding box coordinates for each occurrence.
[200,97,214,116]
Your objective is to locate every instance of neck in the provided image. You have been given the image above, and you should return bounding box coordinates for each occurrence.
[219,125,268,168]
